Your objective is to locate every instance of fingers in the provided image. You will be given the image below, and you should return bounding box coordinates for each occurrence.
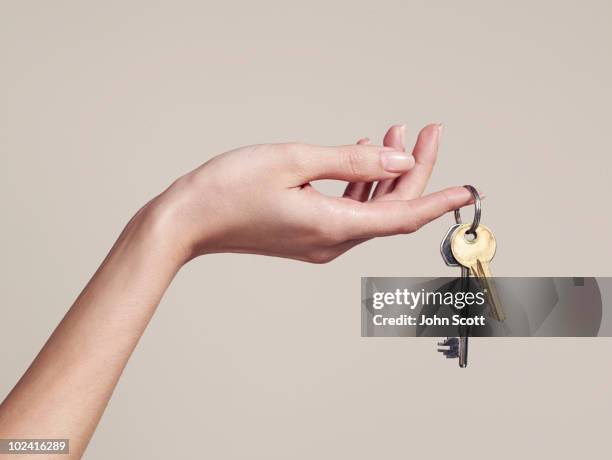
[285,142,415,185]
[380,123,442,201]
[333,186,474,240]
[371,124,407,199]
[343,138,375,201]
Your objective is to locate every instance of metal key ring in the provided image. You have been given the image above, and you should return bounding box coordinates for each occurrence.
[454,185,481,234]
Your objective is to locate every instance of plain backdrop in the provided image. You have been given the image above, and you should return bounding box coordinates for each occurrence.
[1,1,611,458]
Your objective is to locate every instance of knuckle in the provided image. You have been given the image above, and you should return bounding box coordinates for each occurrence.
[441,189,455,212]
[282,143,313,176]
[281,142,304,156]
[401,206,421,233]
[410,216,423,232]
[172,169,209,194]
[343,148,370,180]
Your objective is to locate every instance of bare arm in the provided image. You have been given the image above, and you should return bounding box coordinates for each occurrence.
[0,124,471,458]
[0,205,186,457]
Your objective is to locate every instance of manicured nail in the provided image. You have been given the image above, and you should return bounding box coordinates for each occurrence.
[381,150,415,172]
[399,124,406,150]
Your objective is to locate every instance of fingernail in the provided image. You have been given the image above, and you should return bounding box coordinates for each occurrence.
[381,150,415,172]
[399,124,406,150]
[437,123,443,142]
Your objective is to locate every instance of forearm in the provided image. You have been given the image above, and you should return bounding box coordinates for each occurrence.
[0,200,186,458]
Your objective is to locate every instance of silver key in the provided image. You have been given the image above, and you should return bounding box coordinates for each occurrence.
[440,223,462,267]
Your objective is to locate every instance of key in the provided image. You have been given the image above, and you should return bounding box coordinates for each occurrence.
[440,223,462,267]
[440,227,470,367]
[437,337,459,358]
[438,336,468,367]
[458,336,469,368]
[458,266,470,368]
[451,223,506,322]
[439,239,471,367]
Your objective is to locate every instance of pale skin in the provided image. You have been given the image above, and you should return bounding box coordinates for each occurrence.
[0,124,474,458]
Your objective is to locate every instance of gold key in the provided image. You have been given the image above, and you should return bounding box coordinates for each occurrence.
[450,223,506,322]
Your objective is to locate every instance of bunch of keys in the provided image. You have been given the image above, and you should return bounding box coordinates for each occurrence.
[437,185,504,368]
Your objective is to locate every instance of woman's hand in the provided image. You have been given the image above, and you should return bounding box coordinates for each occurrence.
[0,123,473,458]
[154,123,472,264]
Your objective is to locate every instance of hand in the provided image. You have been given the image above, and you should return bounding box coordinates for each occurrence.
[0,125,474,456]
[154,124,473,264]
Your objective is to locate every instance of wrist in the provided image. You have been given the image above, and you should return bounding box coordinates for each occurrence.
[127,194,194,269]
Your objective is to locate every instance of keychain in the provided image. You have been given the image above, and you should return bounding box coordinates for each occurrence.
[437,185,503,367]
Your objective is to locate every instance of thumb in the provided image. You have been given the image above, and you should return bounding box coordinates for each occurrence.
[286,143,415,183]
[334,187,476,240]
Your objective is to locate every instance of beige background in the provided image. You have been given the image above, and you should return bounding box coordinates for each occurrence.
[1,1,611,458]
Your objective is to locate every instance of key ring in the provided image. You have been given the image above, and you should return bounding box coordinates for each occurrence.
[454,185,480,235]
